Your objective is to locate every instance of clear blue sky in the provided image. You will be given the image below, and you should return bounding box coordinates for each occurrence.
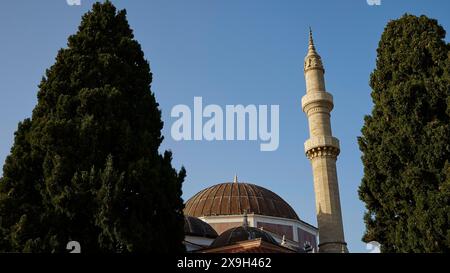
[1,0,449,253]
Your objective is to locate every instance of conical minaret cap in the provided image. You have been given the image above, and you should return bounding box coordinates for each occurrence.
[308,27,317,55]
[304,28,324,72]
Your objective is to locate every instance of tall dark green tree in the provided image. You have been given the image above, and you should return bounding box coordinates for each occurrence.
[359,14,450,252]
[0,1,186,253]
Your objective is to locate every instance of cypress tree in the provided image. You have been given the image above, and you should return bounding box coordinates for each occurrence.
[0,1,186,253]
[358,14,450,252]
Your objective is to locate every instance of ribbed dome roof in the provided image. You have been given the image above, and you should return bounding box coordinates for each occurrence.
[184,182,299,220]
[210,226,278,248]
[184,216,218,238]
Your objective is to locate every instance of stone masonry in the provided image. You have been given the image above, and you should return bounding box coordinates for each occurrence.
[302,29,348,253]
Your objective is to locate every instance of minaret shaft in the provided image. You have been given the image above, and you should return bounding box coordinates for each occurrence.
[302,30,348,253]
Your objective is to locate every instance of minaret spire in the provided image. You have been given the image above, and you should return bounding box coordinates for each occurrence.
[308,27,316,53]
[301,30,348,253]
[304,27,324,74]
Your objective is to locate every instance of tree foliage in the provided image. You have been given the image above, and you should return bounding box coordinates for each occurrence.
[0,1,186,253]
[359,14,450,252]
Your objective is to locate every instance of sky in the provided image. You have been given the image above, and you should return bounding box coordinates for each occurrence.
[0,0,449,253]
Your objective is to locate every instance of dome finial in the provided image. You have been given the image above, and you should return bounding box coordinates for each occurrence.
[233,174,238,183]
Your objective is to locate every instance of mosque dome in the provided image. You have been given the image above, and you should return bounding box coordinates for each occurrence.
[210,225,278,248]
[184,216,218,238]
[184,180,299,221]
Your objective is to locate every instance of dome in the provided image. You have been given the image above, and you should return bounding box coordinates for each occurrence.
[184,216,218,238]
[184,182,299,220]
[210,226,278,248]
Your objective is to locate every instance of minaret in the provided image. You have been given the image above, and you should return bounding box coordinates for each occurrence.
[302,29,348,253]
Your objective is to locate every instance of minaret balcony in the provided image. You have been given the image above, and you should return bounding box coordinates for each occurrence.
[301,91,334,114]
[304,136,340,155]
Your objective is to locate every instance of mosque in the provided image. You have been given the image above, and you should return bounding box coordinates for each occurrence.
[182,30,348,253]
